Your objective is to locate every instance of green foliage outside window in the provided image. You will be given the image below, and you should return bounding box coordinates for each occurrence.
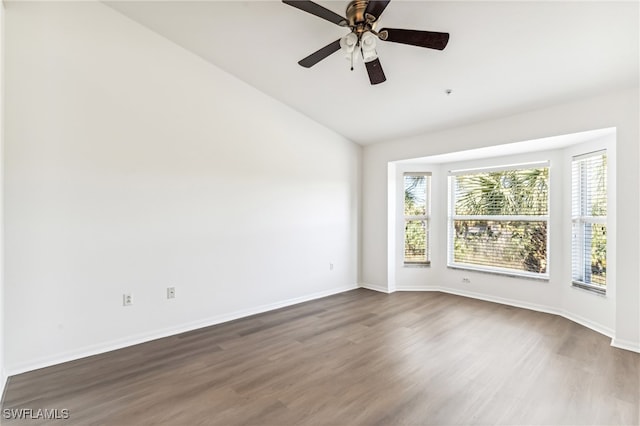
[404,175,429,263]
[452,167,549,274]
[573,154,607,287]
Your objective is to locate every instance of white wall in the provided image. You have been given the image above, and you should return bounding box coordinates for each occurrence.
[4,2,361,373]
[0,0,6,393]
[362,89,639,351]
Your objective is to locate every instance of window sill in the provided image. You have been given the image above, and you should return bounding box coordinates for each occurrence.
[404,262,431,268]
[447,263,550,281]
[572,281,606,296]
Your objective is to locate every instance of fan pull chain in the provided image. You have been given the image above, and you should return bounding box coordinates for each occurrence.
[350,49,354,71]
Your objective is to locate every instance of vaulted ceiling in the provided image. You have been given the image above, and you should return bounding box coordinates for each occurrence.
[106,1,639,145]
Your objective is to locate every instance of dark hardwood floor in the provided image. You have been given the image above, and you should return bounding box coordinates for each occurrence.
[3,289,639,425]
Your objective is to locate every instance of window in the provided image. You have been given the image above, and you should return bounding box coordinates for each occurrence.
[404,173,431,265]
[448,163,550,278]
[572,151,607,294]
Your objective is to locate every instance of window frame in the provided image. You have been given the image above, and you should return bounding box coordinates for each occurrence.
[447,161,551,280]
[571,150,607,295]
[403,172,431,267]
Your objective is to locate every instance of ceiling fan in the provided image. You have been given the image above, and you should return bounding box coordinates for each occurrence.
[282,0,450,85]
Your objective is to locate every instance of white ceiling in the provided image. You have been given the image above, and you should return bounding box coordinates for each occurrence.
[105,1,639,145]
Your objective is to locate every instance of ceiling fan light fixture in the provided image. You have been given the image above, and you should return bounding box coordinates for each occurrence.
[361,31,377,51]
[340,32,358,53]
[361,31,378,62]
[362,49,378,63]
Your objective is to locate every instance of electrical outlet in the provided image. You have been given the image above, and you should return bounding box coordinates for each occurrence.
[167,287,176,299]
[329,263,334,271]
[123,293,133,306]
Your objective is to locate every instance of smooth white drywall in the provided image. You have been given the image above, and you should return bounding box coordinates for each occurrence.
[0,0,6,393]
[4,2,360,373]
[362,89,639,351]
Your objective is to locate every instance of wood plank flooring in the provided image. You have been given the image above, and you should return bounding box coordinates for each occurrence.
[3,289,639,425]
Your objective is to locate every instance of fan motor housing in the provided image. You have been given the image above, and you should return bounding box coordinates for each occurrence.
[346,0,369,27]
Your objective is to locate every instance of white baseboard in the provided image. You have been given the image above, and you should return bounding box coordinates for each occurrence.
[7,284,358,376]
[611,337,640,353]
[565,311,614,338]
[395,285,618,342]
[397,285,562,315]
[359,283,392,293]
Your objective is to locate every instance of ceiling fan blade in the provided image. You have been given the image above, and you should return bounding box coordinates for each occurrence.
[282,0,348,26]
[365,58,386,85]
[364,0,391,21]
[298,39,341,68]
[380,28,449,50]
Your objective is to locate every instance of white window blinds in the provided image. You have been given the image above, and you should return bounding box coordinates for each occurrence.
[448,163,549,278]
[571,151,607,293]
[404,173,431,265]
